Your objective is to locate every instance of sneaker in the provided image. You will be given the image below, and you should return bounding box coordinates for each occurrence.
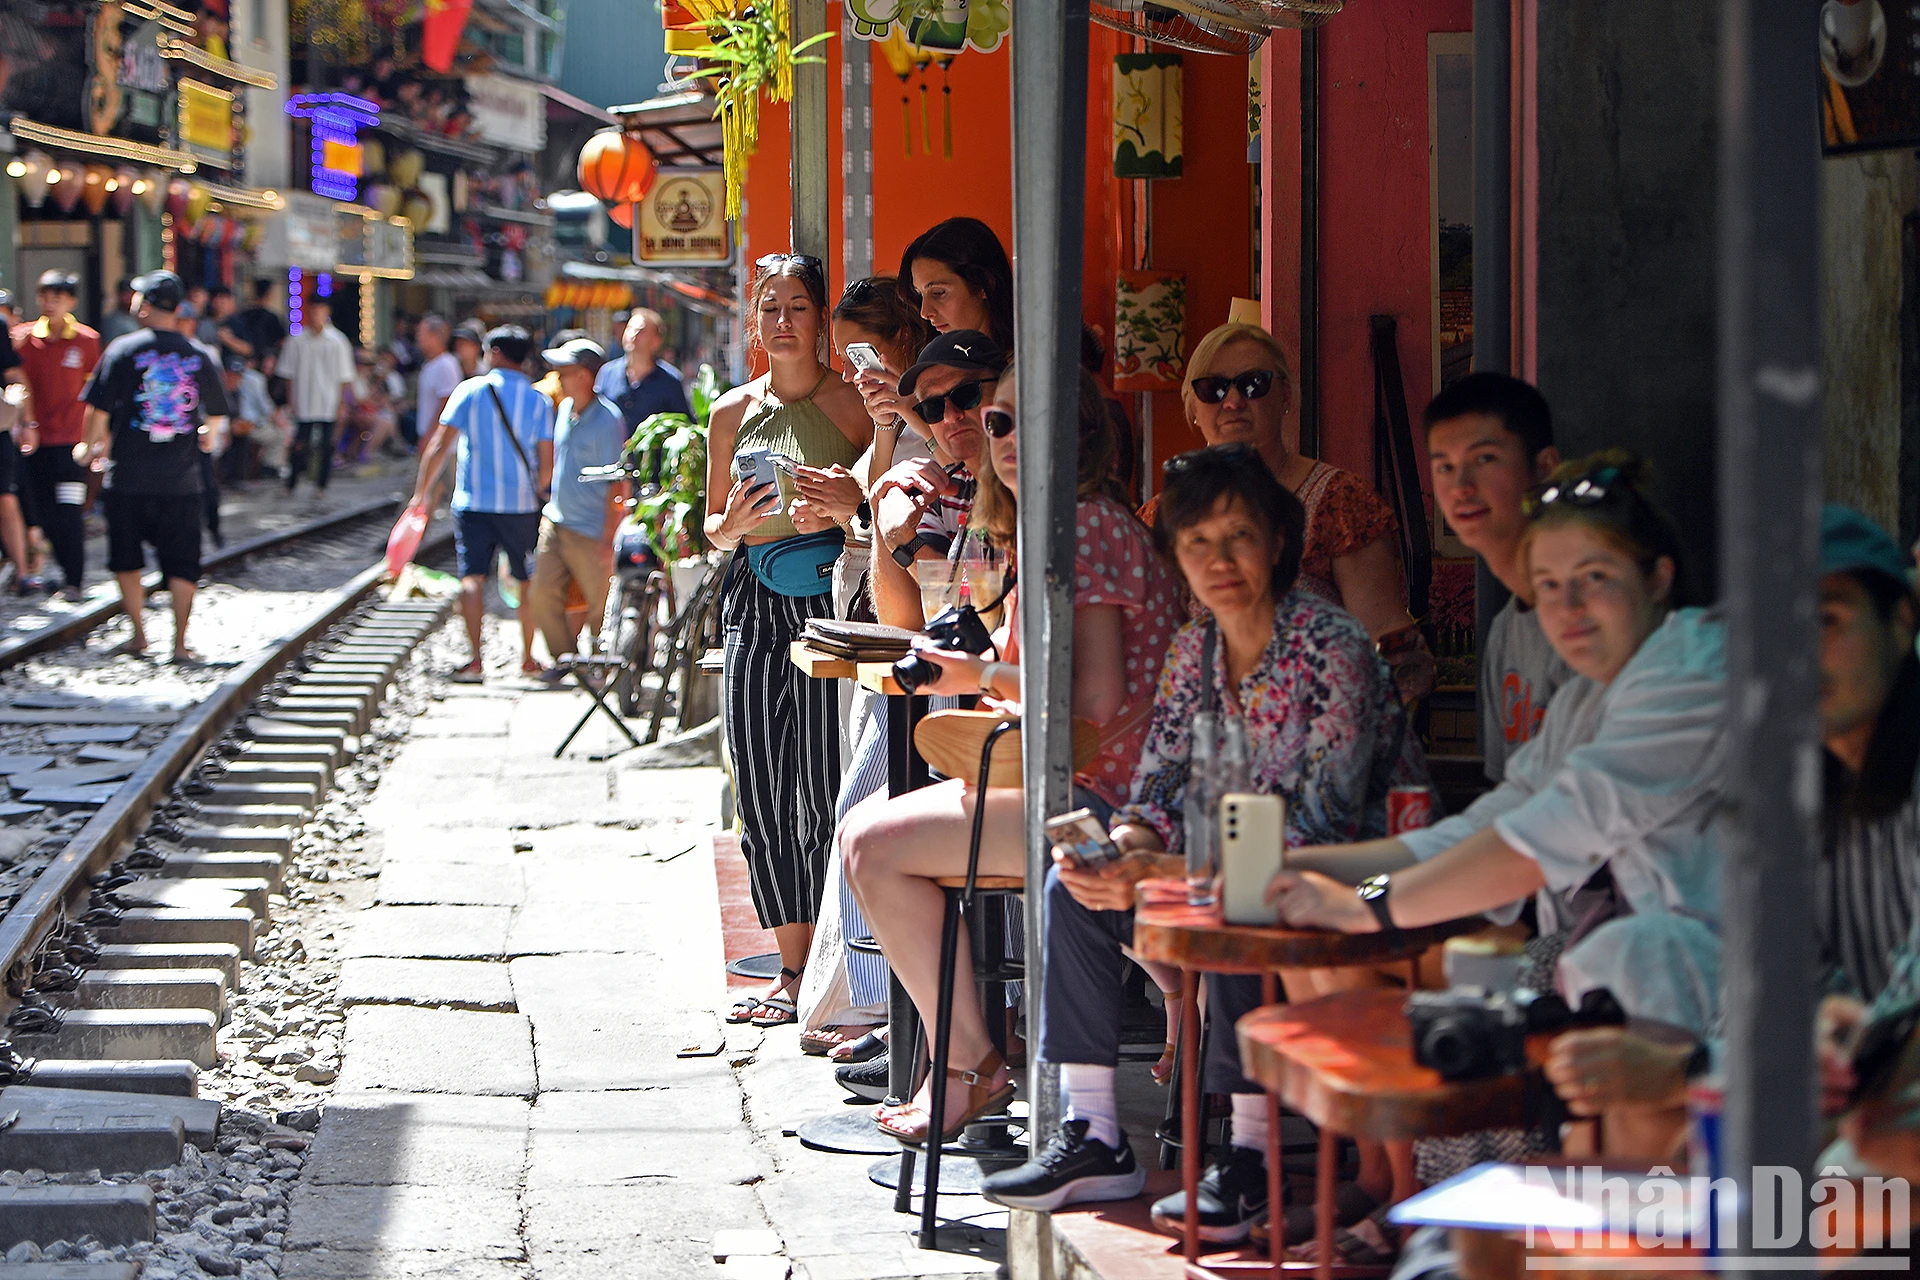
[1150,1144,1270,1244]
[981,1120,1147,1211]
[15,575,44,597]
[835,1052,891,1102]
[55,584,84,604]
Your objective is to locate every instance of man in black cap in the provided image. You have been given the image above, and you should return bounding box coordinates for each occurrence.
[12,269,102,601]
[77,270,232,663]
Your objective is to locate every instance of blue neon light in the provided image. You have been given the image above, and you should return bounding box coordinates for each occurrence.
[286,92,379,203]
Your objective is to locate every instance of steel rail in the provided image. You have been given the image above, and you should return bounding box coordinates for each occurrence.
[0,528,453,995]
[0,495,405,672]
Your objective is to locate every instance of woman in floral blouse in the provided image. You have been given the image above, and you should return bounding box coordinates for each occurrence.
[977,442,1428,1243]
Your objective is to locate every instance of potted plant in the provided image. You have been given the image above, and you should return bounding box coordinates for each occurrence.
[626,361,725,606]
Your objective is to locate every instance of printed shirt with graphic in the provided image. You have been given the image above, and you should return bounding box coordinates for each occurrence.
[441,368,555,514]
[1479,593,1576,783]
[1063,495,1186,806]
[1114,591,1430,852]
[12,316,101,446]
[81,329,231,496]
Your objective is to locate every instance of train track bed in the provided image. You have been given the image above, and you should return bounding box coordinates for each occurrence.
[0,550,467,1279]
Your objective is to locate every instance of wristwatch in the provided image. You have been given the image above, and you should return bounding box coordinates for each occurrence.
[890,531,950,568]
[1355,875,1400,939]
[855,498,872,527]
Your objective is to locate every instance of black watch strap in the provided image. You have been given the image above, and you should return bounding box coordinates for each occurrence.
[856,498,872,526]
[1357,875,1400,938]
[891,533,929,568]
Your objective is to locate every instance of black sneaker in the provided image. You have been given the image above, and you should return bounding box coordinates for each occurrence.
[1150,1144,1269,1243]
[835,1051,891,1102]
[980,1119,1147,1211]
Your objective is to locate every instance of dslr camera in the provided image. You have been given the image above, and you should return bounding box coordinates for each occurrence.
[893,603,995,695]
[1407,986,1624,1082]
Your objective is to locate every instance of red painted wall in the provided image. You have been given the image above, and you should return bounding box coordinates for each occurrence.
[1263,0,1471,496]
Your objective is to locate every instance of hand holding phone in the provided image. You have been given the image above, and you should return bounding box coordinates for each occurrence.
[1046,809,1122,869]
[733,447,785,516]
[845,342,889,376]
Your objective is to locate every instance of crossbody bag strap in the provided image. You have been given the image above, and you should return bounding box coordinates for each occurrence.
[484,381,543,498]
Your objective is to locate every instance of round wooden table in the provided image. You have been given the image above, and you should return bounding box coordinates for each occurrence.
[1131,880,1482,1280]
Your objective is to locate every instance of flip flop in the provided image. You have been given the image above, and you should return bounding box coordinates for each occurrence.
[750,996,797,1028]
[800,1025,875,1057]
[726,994,765,1025]
[827,1029,888,1063]
[449,662,485,684]
[109,639,150,659]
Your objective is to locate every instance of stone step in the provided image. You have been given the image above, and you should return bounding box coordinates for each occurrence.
[205,780,318,809]
[0,1186,155,1247]
[157,851,284,893]
[189,805,307,831]
[121,879,269,921]
[107,909,254,958]
[22,1061,198,1098]
[11,1010,217,1069]
[0,1087,218,1148]
[59,969,226,1015]
[94,944,241,990]
[178,827,293,858]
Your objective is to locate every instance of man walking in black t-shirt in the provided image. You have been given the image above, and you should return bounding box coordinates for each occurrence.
[78,270,231,663]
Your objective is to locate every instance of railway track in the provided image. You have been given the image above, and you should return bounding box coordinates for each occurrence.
[0,522,458,1273]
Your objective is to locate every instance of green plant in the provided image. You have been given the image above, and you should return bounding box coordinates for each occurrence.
[627,363,724,559]
[682,5,833,220]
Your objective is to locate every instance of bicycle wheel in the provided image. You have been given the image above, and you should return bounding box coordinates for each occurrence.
[614,575,663,718]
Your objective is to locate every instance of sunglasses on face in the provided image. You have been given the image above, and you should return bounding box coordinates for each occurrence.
[1524,465,1624,517]
[1190,369,1277,405]
[983,407,1014,439]
[913,379,989,424]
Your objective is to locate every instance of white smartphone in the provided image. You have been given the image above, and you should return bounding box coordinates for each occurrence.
[845,342,888,375]
[1220,792,1286,925]
[1045,808,1122,869]
[734,447,785,515]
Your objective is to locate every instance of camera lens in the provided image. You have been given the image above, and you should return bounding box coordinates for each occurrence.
[893,654,940,694]
[1418,1020,1483,1081]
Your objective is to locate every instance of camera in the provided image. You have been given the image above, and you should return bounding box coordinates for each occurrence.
[893,603,995,694]
[1407,986,1624,1082]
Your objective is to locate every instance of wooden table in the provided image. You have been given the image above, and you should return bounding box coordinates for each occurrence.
[1132,884,1481,1279]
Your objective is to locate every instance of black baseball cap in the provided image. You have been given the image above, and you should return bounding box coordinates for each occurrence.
[223,353,249,374]
[451,320,486,348]
[130,269,184,312]
[35,269,78,296]
[897,329,1008,397]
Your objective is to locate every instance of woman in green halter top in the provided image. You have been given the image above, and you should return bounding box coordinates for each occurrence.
[705,254,873,1026]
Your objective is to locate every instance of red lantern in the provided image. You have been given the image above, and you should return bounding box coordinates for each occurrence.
[577,131,656,206]
[608,201,634,229]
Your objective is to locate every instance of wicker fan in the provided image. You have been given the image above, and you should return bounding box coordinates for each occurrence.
[1090,0,1267,56]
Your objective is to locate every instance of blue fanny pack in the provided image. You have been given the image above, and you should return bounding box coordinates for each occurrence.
[746,530,844,597]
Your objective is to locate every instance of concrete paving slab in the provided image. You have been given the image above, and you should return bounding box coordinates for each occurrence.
[67,967,225,1014]
[0,1085,218,1146]
[509,956,723,1091]
[0,1114,181,1173]
[337,958,517,1011]
[93,942,241,988]
[343,906,512,959]
[180,826,295,857]
[110,907,254,957]
[304,1090,529,1188]
[23,1060,199,1097]
[373,830,522,866]
[0,1186,154,1247]
[526,1085,770,1189]
[503,903,655,955]
[120,877,267,919]
[206,780,319,808]
[374,863,524,907]
[523,1184,764,1279]
[15,1008,217,1067]
[335,1007,535,1097]
[281,1252,532,1280]
[157,850,285,892]
[284,1184,522,1254]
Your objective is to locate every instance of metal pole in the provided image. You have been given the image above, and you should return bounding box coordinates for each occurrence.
[1012,0,1088,1148]
[840,9,873,290]
[789,0,831,262]
[1471,0,1513,644]
[1297,26,1319,459]
[1718,2,1821,1271]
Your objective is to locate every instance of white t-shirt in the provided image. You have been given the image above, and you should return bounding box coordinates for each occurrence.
[280,325,355,422]
[416,352,464,427]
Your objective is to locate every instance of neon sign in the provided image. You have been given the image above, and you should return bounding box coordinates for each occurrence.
[285,92,379,202]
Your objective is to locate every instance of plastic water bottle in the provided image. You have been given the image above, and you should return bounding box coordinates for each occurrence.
[1185,711,1218,906]
[1219,714,1250,795]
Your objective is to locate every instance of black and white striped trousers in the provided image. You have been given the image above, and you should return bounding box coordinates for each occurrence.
[723,559,842,930]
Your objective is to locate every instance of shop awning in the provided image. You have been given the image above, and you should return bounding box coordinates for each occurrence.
[608,89,723,169]
[559,260,734,316]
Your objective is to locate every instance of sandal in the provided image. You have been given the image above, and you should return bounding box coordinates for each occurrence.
[750,996,797,1028]
[736,966,802,1028]
[829,1028,887,1063]
[449,660,484,684]
[1256,1179,1381,1248]
[1284,1205,1400,1269]
[873,1048,1015,1144]
[726,993,764,1024]
[800,1025,875,1057]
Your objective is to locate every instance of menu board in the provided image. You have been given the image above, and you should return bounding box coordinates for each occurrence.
[1821,0,1920,153]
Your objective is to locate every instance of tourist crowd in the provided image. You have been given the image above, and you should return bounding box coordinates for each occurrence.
[696,216,1920,1271]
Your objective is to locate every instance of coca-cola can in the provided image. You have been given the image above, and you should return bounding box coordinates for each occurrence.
[1387,786,1433,834]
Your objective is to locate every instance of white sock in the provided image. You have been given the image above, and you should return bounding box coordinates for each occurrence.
[1230,1093,1269,1154]
[1062,1063,1120,1149]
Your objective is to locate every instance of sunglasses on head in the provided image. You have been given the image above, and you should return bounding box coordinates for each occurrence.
[840,278,884,305]
[1189,369,1277,405]
[757,253,827,288]
[1524,465,1625,517]
[913,379,989,424]
[983,407,1014,439]
[1163,440,1262,475]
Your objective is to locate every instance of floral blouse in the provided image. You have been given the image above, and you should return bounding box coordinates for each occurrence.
[1115,591,1429,851]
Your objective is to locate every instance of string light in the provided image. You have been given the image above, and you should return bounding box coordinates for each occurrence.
[285,92,377,202]
[288,267,303,333]
[4,160,23,178]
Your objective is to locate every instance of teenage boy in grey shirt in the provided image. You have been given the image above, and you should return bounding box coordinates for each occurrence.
[1424,373,1574,782]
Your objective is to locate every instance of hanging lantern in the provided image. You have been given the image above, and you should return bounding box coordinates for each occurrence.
[401,189,432,228]
[576,130,656,206]
[1114,54,1184,179]
[49,164,85,213]
[369,183,403,217]
[1113,269,1187,392]
[15,150,51,207]
[361,136,387,179]
[608,201,634,229]
[80,165,113,216]
[544,282,564,310]
[388,148,425,190]
[109,167,138,216]
[136,170,168,215]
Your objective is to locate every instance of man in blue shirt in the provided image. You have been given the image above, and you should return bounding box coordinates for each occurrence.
[594,308,691,432]
[528,338,630,681]
[410,325,554,682]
